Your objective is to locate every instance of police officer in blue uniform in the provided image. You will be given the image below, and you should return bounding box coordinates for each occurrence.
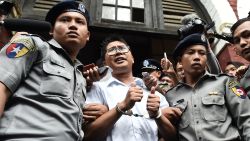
[0,1,90,140]
[165,33,250,141]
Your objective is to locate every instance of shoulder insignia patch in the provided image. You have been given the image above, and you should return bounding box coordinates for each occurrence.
[229,80,247,99]
[231,86,247,99]
[6,37,35,58]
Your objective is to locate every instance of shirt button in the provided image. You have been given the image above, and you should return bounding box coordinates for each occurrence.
[194,105,197,107]
[196,121,199,124]
[199,137,202,140]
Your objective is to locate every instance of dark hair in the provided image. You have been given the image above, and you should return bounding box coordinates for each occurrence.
[226,61,244,68]
[0,1,14,15]
[100,34,128,61]
[231,17,250,35]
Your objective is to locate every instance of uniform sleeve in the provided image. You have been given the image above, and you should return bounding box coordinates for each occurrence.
[225,77,250,140]
[0,35,38,93]
[85,82,106,105]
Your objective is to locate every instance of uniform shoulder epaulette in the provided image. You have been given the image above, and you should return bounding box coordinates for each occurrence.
[23,34,48,42]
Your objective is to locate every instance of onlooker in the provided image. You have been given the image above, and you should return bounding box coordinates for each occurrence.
[141,58,168,94]
[224,61,244,76]
[141,59,162,79]
[166,33,250,141]
[0,0,14,49]
[231,17,250,97]
[175,62,184,81]
[159,74,175,88]
[83,35,177,141]
[0,1,90,140]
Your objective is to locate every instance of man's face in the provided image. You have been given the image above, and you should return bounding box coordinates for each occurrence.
[160,75,174,87]
[104,41,134,74]
[180,45,207,76]
[224,64,237,76]
[148,70,161,79]
[176,62,184,80]
[52,12,90,50]
[233,21,250,61]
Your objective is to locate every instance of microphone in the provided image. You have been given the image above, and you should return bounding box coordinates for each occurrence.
[180,13,200,25]
[0,18,51,33]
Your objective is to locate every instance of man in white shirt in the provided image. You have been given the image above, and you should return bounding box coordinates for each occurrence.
[83,35,177,141]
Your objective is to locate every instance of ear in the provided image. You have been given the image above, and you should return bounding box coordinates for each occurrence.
[157,71,162,77]
[131,56,134,64]
[86,31,90,41]
[177,57,182,65]
[49,27,54,36]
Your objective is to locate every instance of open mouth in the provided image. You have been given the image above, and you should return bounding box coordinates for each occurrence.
[114,57,126,64]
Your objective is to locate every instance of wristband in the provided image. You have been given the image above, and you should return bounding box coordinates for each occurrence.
[116,103,132,116]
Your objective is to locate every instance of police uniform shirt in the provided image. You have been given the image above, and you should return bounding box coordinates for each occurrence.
[165,71,250,141]
[0,35,86,141]
[240,65,250,97]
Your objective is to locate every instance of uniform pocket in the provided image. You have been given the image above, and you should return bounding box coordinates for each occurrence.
[40,58,72,99]
[173,99,189,129]
[201,95,227,121]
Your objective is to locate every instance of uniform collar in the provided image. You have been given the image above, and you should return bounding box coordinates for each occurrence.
[48,39,63,49]
[47,39,83,67]
[176,70,216,89]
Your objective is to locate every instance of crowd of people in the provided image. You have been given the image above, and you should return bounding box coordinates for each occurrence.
[0,0,250,141]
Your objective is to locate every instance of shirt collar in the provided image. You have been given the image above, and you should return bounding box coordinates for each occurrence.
[176,70,216,89]
[104,76,144,88]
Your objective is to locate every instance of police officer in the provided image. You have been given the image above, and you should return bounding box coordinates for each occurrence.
[0,1,89,140]
[141,59,170,94]
[230,17,250,97]
[141,59,162,79]
[165,33,250,141]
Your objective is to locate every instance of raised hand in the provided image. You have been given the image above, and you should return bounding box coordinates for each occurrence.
[118,82,143,111]
[147,86,161,118]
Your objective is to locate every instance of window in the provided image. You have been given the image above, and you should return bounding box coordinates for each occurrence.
[102,0,145,23]
[161,0,195,27]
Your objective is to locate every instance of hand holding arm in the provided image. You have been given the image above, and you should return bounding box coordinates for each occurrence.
[83,103,109,122]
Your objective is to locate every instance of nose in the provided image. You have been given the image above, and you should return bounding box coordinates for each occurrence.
[239,37,248,48]
[193,52,200,58]
[68,20,78,29]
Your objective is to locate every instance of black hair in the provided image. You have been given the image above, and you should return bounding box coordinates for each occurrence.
[226,61,244,68]
[100,34,128,61]
[231,17,250,35]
